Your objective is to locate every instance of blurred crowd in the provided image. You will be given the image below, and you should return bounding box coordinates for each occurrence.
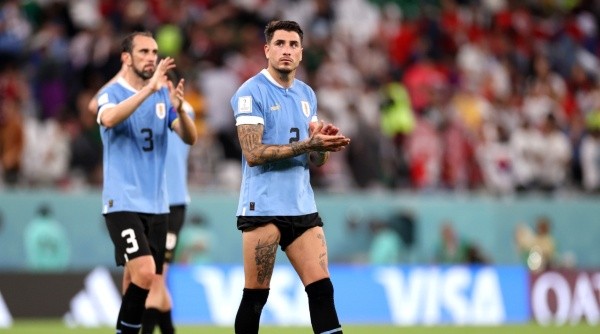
[1,0,600,195]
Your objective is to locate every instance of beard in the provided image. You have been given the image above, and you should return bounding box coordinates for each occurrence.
[274,65,293,75]
[133,66,154,80]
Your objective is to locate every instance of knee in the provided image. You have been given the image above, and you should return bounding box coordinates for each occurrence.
[241,288,269,312]
[131,266,157,289]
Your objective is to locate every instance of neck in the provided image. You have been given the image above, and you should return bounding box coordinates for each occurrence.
[123,67,148,91]
[268,67,294,88]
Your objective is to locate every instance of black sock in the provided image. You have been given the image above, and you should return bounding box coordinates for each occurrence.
[118,283,149,334]
[116,306,124,332]
[141,308,160,334]
[234,288,269,334]
[305,278,343,334]
[158,309,174,334]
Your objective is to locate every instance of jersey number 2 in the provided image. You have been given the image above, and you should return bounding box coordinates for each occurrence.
[289,127,300,143]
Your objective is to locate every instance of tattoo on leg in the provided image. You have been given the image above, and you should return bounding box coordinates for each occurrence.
[319,252,327,273]
[255,240,278,285]
[317,233,326,247]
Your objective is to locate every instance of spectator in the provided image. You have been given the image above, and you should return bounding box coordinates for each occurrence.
[537,113,572,193]
[476,124,515,195]
[70,89,103,187]
[405,111,442,190]
[514,215,557,272]
[20,114,71,187]
[345,104,384,189]
[23,204,71,271]
[0,96,24,187]
[510,118,544,192]
[336,210,372,263]
[0,0,33,55]
[580,113,600,192]
[368,218,402,265]
[0,0,599,196]
[434,222,470,264]
[198,61,241,162]
[174,214,213,265]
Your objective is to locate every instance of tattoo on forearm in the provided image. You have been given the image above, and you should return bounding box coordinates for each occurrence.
[291,141,303,156]
[310,136,324,148]
[255,239,278,285]
[238,124,309,164]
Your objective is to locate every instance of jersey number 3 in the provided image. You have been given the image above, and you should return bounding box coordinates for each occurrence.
[141,128,154,151]
[121,228,140,254]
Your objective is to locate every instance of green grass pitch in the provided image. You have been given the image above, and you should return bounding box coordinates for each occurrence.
[3,320,599,334]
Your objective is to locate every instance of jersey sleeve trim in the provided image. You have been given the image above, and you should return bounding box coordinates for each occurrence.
[167,106,178,128]
[236,115,264,126]
[97,103,116,125]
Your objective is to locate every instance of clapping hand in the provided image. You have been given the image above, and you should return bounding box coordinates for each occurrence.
[309,121,350,152]
[168,78,185,112]
[149,57,176,92]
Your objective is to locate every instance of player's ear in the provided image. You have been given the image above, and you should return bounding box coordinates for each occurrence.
[121,52,131,66]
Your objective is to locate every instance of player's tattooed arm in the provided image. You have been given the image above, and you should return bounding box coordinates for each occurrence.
[237,124,310,166]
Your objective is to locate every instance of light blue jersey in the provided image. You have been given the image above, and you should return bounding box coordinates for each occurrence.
[231,69,319,216]
[97,77,177,214]
[166,102,194,206]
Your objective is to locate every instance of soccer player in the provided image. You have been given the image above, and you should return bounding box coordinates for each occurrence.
[230,20,350,334]
[96,31,196,334]
[142,93,195,334]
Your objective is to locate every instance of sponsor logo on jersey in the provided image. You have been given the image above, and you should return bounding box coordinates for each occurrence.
[270,103,280,111]
[156,103,166,119]
[301,101,310,118]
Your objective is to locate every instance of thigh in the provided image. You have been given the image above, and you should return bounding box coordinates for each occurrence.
[105,211,152,266]
[285,226,330,286]
[241,223,281,289]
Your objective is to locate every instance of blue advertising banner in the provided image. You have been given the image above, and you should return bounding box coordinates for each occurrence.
[168,264,529,325]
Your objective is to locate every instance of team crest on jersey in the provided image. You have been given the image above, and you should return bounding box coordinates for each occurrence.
[301,101,310,118]
[156,103,166,119]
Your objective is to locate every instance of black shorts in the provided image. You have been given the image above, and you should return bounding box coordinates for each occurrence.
[237,213,323,251]
[165,205,186,263]
[104,211,168,274]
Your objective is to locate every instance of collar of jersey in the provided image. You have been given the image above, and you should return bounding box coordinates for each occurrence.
[117,77,140,93]
[261,69,294,89]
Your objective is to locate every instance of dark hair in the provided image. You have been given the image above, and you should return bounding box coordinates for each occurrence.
[37,203,52,217]
[121,31,153,53]
[264,20,303,44]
